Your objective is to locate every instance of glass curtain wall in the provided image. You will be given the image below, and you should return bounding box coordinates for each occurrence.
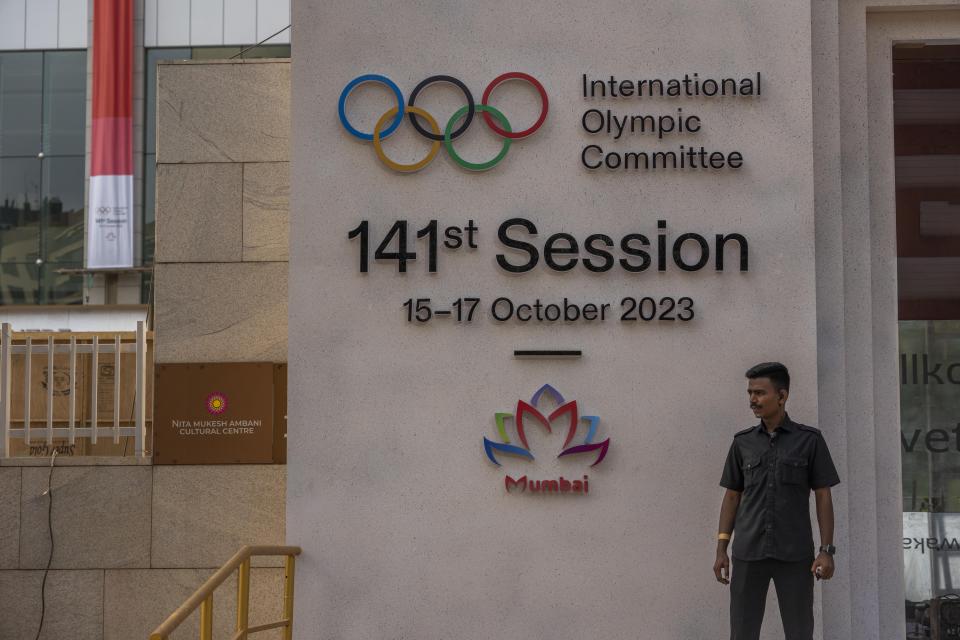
[896,44,960,640]
[0,51,86,304]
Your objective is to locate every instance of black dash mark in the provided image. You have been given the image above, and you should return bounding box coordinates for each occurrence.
[435,310,451,316]
[513,350,582,358]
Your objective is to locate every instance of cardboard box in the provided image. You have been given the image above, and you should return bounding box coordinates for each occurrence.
[7,340,154,427]
[4,335,154,458]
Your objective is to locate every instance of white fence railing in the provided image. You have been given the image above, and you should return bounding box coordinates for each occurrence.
[0,321,149,458]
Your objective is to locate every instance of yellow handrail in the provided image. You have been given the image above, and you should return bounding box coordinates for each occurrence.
[149,545,301,640]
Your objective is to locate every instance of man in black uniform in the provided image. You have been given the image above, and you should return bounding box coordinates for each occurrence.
[713,362,840,640]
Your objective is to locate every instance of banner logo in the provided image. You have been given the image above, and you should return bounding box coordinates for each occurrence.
[338,73,548,173]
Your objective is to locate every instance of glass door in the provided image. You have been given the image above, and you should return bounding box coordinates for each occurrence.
[895,43,960,640]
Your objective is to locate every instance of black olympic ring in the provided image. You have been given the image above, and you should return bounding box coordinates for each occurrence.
[406,75,475,142]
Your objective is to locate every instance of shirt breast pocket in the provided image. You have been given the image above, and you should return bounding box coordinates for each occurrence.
[743,458,764,487]
[780,457,809,486]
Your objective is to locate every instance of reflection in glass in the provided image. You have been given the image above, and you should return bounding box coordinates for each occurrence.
[901,321,960,638]
[190,47,242,60]
[0,158,41,262]
[43,51,87,156]
[239,45,291,59]
[901,322,960,514]
[0,262,82,305]
[42,157,85,263]
[0,262,39,304]
[0,53,42,157]
[896,43,960,640]
[41,264,82,304]
[140,270,152,305]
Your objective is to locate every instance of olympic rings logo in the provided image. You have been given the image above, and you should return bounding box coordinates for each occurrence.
[338,72,548,173]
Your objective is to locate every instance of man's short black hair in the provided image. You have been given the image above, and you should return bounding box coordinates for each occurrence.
[745,362,790,393]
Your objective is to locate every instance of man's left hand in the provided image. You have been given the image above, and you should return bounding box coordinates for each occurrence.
[811,552,834,580]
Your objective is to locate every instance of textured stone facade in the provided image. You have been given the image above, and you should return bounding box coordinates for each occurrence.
[0,463,286,639]
[154,59,290,365]
[0,59,291,639]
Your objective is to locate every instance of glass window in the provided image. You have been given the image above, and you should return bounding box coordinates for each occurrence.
[191,47,242,59]
[0,53,42,157]
[42,156,85,263]
[1,50,85,304]
[240,45,291,59]
[189,45,291,60]
[896,43,960,639]
[40,264,82,304]
[0,262,40,304]
[140,270,152,304]
[0,157,41,263]
[43,51,87,156]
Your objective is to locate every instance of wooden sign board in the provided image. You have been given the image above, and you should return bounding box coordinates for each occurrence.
[153,362,276,464]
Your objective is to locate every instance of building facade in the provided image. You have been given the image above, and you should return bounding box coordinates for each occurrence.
[0,0,290,307]
[1,1,960,639]
[287,1,960,639]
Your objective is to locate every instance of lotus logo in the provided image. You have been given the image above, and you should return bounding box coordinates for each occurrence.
[484,384,611,494]
[206,392,228,415]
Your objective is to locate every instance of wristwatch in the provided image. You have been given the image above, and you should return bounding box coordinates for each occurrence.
[819,544,836,556]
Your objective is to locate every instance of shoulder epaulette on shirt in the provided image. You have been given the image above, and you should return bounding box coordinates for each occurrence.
[798,424,822,435]
[734,426,755,437]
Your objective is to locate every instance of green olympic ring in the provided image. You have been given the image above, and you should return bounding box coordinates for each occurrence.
[443,104,512,172]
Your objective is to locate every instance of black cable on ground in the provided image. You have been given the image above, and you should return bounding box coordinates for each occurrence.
[34,450,57,640]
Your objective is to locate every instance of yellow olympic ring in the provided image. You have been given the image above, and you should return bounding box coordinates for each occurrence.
[372,106,441,173]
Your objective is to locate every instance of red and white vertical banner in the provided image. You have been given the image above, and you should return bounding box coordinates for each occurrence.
[87,0,134,269]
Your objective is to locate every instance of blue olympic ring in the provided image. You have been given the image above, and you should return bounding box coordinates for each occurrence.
[337,74,405,141]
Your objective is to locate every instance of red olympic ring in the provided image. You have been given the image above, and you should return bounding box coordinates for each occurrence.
[481,72,549,140]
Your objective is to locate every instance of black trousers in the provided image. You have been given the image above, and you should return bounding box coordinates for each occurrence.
[730,557,814,640]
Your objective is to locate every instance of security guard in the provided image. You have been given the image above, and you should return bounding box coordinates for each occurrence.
[713,362,840,640]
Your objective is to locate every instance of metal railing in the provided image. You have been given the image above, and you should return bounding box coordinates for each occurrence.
[0,321,149,458]
[149,545,301,640]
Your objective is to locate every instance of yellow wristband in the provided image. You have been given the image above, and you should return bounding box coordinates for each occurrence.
[718,533,731,541]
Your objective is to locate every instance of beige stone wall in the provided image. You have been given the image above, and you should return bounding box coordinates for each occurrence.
[811,4,960,638]
[0,60,292,639]
[288,0,821,637]
[285,2,957,639]
[0,462,286,639]
[154,59,290,364]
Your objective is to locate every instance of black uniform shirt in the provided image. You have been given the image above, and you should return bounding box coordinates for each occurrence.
[719,414,840,562]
